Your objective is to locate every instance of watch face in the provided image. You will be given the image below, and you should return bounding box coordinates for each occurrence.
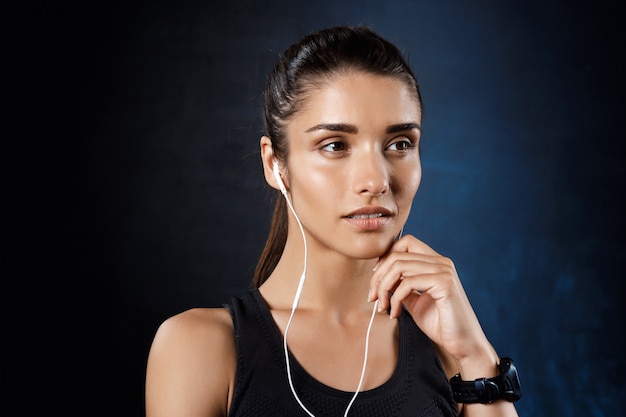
[500,358,522,401]
[451,357,522,404]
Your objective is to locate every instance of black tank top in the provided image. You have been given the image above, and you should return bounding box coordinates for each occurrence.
[225,289,458,417]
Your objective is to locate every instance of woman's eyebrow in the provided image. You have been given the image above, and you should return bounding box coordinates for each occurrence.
[304,122,421,134]
[386,122,422,134]
[305,123,358,133]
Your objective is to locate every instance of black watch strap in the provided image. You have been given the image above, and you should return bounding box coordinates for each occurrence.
[450,357,522,404]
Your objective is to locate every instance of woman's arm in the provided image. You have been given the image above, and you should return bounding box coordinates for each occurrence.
[369,235,520,417]
[145,308,236,417]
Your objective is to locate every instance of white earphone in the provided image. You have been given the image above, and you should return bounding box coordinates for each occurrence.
[273,161,287,196]
[272,158,378,417]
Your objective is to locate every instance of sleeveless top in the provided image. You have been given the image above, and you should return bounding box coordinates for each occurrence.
[225,289,458,417]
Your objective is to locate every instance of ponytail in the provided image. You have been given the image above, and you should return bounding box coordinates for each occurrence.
[252,194,288,287]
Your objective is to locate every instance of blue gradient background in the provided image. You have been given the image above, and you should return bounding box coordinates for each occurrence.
[28,0,622,415]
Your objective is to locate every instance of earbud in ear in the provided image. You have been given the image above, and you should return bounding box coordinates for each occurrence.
[273,161,287,195]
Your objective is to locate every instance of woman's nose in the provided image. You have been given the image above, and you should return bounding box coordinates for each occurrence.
[352,151,389,196]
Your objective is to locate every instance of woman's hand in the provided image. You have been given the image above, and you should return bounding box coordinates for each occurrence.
[368,234,494,365]
[369,235,520,416]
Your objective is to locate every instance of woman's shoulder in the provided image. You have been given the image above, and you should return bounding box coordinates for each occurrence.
[150,307,235,362]
[159,307,233,336]
[145,307,235,416]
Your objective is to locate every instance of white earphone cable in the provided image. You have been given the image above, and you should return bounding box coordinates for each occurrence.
[281,189,378,417]
[343,298,379,417]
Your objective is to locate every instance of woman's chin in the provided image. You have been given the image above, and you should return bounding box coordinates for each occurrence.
[349,238,396,260]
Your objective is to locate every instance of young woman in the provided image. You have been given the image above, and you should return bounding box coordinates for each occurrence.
[145,25,521,417]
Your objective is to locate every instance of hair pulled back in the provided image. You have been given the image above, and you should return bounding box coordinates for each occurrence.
[253,25,423,287]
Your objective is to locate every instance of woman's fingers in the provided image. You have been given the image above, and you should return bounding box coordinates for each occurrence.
[386,234,441,257]
[386,271,454,318]
[370,247,456,308]
[369,235,496,363]
[374,260,456,316]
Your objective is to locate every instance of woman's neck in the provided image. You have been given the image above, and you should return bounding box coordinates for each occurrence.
[260,237,378,314]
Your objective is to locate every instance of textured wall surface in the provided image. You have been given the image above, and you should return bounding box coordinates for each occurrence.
[18,1,623,415]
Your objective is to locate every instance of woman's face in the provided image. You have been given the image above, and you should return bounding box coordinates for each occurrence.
[284,71,422,260]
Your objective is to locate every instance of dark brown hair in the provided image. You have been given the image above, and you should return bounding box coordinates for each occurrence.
[253,25,423,287]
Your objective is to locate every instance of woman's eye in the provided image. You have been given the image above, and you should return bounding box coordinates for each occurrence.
[321,141,347,152]
[387,139,414,151]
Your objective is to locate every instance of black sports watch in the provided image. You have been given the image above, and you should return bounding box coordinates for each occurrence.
[450,357,522,404]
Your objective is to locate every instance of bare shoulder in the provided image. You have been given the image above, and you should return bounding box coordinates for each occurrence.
[149,307,235,368]
[146,307,236,417]
[154,307,234,344]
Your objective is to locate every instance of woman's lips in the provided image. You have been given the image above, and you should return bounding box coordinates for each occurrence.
[348,213,384,219]
[344,208,393,231]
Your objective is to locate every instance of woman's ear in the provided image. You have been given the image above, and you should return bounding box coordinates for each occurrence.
[260,136,286,192]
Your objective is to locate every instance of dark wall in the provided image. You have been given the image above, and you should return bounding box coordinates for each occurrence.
[15,1,624,415]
